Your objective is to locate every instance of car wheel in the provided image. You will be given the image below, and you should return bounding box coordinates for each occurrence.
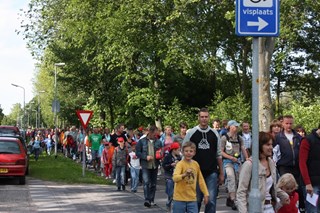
[19,176,26,185]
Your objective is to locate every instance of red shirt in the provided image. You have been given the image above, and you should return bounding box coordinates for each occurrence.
[278,191,299,213]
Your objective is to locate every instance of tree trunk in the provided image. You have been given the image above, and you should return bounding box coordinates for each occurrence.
[258,37,275,131]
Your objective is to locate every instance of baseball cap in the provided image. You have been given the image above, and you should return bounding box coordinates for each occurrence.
[170,142,180,150]
[117,137,124,142]
[227,120,240,127]
[131,141,137,145]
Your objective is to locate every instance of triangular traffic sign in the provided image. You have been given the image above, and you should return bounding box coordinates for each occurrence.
[76,110,93,129]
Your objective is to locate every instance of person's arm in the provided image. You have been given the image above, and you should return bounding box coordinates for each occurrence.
[216,134,224,184]
[162,155,173,171]
[197,163,209,198]
[299,138,313,195]
[240,137,249,160]
[237,161,252,213]
[136,139,147,160]
[173,161,188,182]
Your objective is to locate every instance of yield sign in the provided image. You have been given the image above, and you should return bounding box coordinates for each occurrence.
[76,110,93,129]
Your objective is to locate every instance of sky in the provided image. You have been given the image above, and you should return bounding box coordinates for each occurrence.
[0,0,37,115]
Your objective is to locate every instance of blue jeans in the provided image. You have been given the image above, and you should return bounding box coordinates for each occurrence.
[173,201,198,213]
[196,172,218,213]
[166,178,174,207]
[34,148,40,161]
[306,185,320,213]
[142,168,158,203]
[115,166,126,187]
[130,167,140,191]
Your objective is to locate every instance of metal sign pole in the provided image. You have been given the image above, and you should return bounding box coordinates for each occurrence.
[249,37,261,212]
[82,131,86,177]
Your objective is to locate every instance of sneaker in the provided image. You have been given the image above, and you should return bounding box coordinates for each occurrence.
[150,202,157,206]
[117,187,121,191]
[131,190,137,193]
[144,201,151,208]
[121,185,126,191]
[299,208,306,213]
[230,200,237,211]
[105,177,109,180]
[112,179,116,184]
[226,197,232,207]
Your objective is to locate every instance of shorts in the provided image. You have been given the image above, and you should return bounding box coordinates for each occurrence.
[91,150,99,160]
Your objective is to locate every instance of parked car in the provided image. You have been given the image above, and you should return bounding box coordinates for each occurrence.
[0,136,29,184]
[0,125,21,136]
[0,126,28,153]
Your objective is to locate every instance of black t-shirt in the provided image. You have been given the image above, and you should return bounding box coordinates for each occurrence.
[110,133,127,147]
[184,126,219,177]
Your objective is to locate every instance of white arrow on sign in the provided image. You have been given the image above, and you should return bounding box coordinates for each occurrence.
[247,17,269,31]
[79,113,91,126]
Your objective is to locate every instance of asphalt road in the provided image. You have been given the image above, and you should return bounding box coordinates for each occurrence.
[0,176,231,213]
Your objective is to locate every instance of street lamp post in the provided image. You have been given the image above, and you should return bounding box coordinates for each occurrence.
[11,83,25,130]
[28,101,35,128]
[32,110,38,128]
[54,63,65,158]
[37,91,45,129]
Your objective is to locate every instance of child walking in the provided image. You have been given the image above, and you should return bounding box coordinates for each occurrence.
[162,142,182,211]
[101,142,111,179]
[128,141,140,193]
[112,137,128,191]
[172,141,209,213]
[276,173,299,213]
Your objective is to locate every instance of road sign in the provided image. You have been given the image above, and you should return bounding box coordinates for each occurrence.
[76,110,93,129]
[52,100,60,112]
[236,0,279,36]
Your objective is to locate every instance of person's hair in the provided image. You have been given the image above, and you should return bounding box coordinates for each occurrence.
[164,125,172,130]
[277,115,283,122]
[179,122,188,129]
[283,115,294,120]
[182,141,196,152]
[294,125,306,133]
[115,124,124,131]
[198,107,209,115]
[222,119,228,127]
[148,125,158,133]
[241,121,250,126]
[259,131,273,156]
[276,173,298,190]
[269,119,282,132]
[212,118,220,123]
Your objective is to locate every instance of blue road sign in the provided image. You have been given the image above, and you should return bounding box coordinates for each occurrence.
[236,0,279,37]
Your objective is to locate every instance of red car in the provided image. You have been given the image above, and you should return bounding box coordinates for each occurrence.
[0,136,29,184]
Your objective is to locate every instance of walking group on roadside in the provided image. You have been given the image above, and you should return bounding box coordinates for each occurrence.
[26,108,320,213]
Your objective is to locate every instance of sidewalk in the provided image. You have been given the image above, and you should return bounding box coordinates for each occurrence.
[104,170,232,213]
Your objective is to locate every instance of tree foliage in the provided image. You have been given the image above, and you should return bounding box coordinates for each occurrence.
[7,0,318,131]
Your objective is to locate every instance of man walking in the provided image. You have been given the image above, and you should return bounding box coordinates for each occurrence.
[136,125,163,208]
[273,115,305,212]
[183,108,224,213]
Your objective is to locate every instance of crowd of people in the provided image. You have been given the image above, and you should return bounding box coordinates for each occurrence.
[24,109,320,213]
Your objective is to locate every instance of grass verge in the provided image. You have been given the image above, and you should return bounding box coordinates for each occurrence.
[29,153,113,185]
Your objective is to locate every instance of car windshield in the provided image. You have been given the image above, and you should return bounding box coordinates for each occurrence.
[0,141,21,154]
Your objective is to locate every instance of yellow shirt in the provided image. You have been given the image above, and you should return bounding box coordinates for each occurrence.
[173,159,209,201]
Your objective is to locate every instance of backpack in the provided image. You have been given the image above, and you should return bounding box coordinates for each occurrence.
[223,133,242,157]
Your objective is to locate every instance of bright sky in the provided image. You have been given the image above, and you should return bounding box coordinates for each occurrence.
[0,0,36,115]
